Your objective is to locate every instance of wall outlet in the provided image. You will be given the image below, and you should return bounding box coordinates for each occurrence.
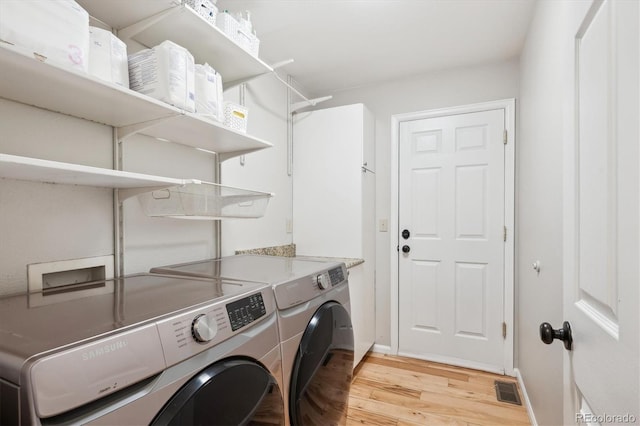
[379,219,388,232]
[286,218,293,234]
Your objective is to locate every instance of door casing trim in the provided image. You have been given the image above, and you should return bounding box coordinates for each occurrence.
[390,98,516,375]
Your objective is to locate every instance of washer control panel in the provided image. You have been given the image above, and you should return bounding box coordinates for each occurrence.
[226,292,266,331]
[315,273,329,290]
[157,290,273,366]
[191,313,218,343]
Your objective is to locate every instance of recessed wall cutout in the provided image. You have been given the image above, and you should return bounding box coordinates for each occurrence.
[42,266,106,295]
[27,255,114,306]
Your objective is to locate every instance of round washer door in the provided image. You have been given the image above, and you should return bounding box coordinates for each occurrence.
[151,358,284,425]
[289,301,354,425]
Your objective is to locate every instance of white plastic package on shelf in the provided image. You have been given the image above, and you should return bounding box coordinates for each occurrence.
[128,40,195,112]
[89,27,129,88]
[194,63,224,121]
[137,181,273,219]
[0,0,89,73]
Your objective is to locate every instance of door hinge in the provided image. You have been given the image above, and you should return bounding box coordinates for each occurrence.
[502,322,507,339]
[503,129,508,145]
[503,226,507,242]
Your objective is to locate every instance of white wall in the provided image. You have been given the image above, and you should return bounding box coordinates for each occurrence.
[516,1,566,424]
[0,67,289,293]
[221,76,292,255]
[0,99,113,295]
[318,59,520,347]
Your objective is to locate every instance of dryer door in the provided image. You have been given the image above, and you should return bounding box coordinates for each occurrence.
[289,301,354,425]
[151,358,284,425]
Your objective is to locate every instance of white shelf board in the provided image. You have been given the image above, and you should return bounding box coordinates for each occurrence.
[0,43,271,159]
[0,42,180,127]
[120,5,273,83]
[137,114,273,160]
[76,0,179,30]
[0,154,185,189]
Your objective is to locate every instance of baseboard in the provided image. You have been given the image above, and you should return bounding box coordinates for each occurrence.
[371,344,392,354]
[514,368,538,426]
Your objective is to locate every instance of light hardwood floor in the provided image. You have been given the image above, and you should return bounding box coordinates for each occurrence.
[346,353,531,426]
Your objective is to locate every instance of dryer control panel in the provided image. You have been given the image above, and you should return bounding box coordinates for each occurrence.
[273,264,348,310]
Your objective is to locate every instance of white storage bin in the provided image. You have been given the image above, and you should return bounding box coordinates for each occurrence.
[248,32,260,57]
[184,0,218,26]
[216,11,240,42]
[128,40,195,112]
[137,182,273,219]
[88,27,129,88]
[223,102,248,133]
[235,27,253,53]
[194,63,224,121]
[0,0,89,73]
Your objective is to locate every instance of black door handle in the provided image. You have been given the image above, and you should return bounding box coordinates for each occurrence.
[402,245,410,253]
[540,321,572,350]
[402,229,410,239]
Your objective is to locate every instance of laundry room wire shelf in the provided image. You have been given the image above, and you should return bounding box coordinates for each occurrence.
[137,181,273,220]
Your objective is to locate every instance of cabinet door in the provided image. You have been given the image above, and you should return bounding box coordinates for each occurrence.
[292,104,363,257]
[362,105,376,173]
[349,264,375,369]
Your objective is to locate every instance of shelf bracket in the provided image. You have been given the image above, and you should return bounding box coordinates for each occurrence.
[218,147,265,162]
[117,5,183,46]
[117,115,180,142]
[290,95,333,113]
[223,59,292,90]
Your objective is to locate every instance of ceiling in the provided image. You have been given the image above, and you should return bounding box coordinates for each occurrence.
[217,0,536,98]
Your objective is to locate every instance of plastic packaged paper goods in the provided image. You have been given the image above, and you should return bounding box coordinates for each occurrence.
[128,41,195,112]
[194,64,224,122]
[0,0,90,72]
[89,27,129,88]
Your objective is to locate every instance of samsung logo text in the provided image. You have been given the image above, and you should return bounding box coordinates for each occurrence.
[81,340,128,361]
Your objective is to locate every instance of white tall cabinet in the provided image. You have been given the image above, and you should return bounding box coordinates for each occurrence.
[292,104,375,368]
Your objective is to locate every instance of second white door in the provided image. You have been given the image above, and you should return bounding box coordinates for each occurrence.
[398,108,507,373]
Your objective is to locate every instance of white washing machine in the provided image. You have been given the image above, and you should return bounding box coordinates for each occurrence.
[0,273,284,425]
[151,254,354,425]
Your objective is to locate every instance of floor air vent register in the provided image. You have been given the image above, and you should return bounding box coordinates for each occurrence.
[494,380,522,405]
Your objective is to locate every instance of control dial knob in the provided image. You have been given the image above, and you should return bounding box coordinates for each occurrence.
[316,274,329,290]
[192,314,217,343]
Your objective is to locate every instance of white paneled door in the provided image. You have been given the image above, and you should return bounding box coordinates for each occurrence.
[562,0,639,423]
[398,108,508,373]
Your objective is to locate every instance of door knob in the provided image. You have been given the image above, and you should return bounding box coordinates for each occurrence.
[402,245,410,253]
[402,229,410,239]
[539,321,573,350]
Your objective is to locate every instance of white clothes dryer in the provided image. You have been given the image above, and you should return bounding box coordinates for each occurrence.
[0,273,284,425]
[151,254,354,425]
